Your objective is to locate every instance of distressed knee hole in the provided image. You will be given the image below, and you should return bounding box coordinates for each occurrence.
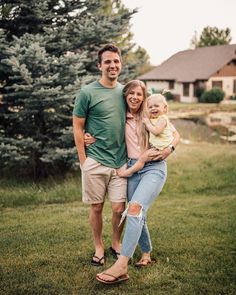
[128,203,142,216]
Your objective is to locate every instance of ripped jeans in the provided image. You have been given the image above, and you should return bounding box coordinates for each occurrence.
[120,159,167,258]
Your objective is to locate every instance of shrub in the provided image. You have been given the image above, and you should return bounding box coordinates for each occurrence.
[147,88,174,101]
[163,91,174,101]
[199,87,225,103]
[195,87,205,99]
[148,88,160,95]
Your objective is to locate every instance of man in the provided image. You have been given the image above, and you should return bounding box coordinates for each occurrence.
[73,44,127,266]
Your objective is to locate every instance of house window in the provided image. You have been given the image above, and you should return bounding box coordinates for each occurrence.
[169,81,174,89]
[183,83,189,96]
[233,80,236,94]
[212,81,222,89]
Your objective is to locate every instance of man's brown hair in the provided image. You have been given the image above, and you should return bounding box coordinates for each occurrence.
[98,44,121,64]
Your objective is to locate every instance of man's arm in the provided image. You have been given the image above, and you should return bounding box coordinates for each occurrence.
[73,115,87,166]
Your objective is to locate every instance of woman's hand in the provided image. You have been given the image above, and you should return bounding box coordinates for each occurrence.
[151,147,172,161]
[141,147,172,162]
[84,132,96,146]
[139,148,160,163]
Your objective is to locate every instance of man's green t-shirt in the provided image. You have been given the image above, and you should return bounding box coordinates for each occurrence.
[73,80,127,168]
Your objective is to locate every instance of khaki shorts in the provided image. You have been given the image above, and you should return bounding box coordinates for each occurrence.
[80,157,127,204]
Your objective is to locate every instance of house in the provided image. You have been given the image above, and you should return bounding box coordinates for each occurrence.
[138,44,236,103]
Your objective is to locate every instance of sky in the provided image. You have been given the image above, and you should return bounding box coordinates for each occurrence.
[122,0,236,65]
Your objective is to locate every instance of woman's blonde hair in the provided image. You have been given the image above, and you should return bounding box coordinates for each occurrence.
[123,80,149,151]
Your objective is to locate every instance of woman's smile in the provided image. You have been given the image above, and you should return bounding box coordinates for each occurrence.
[126,86,144,113]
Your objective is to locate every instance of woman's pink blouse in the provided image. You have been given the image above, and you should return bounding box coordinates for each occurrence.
[125,112,141,159]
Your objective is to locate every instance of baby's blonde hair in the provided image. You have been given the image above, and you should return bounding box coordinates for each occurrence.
[147,93,169,113]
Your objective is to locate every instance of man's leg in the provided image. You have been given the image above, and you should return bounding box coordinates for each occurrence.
[89,202,105,261]
[81,158,107,262]
[110,201,125,254]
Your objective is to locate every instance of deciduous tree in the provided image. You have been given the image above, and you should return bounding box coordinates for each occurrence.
[190,26,232,48]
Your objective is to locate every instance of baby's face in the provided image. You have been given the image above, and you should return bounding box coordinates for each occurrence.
[147,98,166,118]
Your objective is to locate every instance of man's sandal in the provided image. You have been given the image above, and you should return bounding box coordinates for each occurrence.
[91,255,105,266]
[109,247,120,259]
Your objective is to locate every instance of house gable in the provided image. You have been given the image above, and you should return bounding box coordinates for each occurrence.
[212,60,236,77]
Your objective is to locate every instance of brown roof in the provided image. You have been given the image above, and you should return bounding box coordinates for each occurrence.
[138,44,236,82]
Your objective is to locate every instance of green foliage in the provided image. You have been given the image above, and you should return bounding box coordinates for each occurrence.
[0,0,148,178]
[163,91,174,101]
[148,87,159,95]
[0,33,89,178]
[191,26,232,48]
[199,87,225,103]
[124,45,152,80]
[194,86,205,98]
[147,88,174,101]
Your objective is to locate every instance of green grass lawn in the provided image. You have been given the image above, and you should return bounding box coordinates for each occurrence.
[0,142,236,295]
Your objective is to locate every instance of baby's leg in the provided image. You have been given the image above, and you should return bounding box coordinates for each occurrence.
[117,160,145,177]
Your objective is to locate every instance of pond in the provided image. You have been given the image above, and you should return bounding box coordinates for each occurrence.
[172,118,224,143]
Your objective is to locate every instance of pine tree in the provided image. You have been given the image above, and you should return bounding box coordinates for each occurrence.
[0,0,148,178]
[0,32,90,177]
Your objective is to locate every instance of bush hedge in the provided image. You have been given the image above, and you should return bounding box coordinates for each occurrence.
[199,87,225,103]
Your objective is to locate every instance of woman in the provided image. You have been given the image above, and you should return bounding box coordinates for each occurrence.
[96,80,180,284]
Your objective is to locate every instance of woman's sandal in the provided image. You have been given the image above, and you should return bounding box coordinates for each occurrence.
[91,254,105,266]
[135,257,156,267]
[96,272,129,284]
